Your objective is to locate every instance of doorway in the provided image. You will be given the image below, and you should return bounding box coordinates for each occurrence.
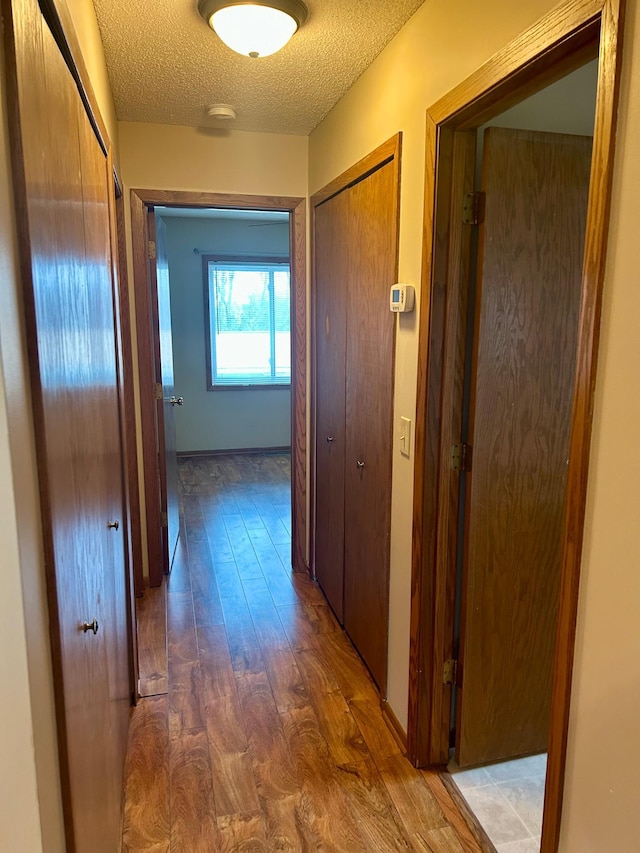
[443,62,598,852]
[130,190,307,593]
[406,0,624,851]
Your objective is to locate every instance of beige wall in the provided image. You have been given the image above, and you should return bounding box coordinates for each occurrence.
[119,123,308,197]
[310,0,640,848]
[64,0,119,158]
[560,0,640,847]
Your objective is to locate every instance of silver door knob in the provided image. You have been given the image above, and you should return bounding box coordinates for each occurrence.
[326,436,335,443]
[356,460,366,469]
[170,396,184,406]
[81,618,99,635]
[107,520,119,531]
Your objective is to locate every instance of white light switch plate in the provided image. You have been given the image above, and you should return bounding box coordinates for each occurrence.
[400,416,412,458]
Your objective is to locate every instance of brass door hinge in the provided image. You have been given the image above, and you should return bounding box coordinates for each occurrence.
[451,443,472,473]
[161,511,168,528]
[443,659,459,686]
[154,383,163,401]
[462,191,485,225]
[148,240,156,260]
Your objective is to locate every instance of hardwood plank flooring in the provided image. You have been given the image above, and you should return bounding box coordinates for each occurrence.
[124,453,479,851]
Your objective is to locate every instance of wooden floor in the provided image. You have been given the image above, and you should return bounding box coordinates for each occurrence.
[123,453,481,852]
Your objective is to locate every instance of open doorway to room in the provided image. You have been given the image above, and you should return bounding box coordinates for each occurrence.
[158,205,296,622]
[443,60,598,853]
[128,190,306,698]
[407,1,623,852]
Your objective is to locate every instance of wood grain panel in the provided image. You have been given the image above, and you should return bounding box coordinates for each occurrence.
[169,728,218,852]
[313,189,347,620]
[378,753,447,836]
[295,647,368,766]
[428,131,476,764]
[131,192,164,587]
[280,704,366,849]
[3,0,132,846]
[216,814,268,851]
[343,157,398,692]
[205,695,261,818]
[137,582,168,696]
[457,128,592,766]
[122,696,170,852]
[115,192,145,599]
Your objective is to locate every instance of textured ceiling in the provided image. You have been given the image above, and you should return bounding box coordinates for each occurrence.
[92,0,425,135]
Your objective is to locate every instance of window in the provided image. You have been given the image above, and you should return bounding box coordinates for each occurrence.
[204,256,291,388]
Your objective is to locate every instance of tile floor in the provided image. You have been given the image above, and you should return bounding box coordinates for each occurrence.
[449,753,547,852]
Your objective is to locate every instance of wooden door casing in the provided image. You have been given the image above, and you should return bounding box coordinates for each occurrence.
[456,127,592,767]
[148,212,180,573]
[314,191,347,622]
[3,0,132,847]
[343,160,397,692]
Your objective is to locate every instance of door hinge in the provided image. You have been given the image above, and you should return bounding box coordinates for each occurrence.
[451,442,472,473]
[148,240,156,260]
[443,659,459,686]
[154,383,163,401]
[462,191,485,225]
[161,511,168,528]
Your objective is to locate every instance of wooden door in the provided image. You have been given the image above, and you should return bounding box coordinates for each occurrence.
[3,0,132,846]
[148,212,180,572]
[456,127,592,767]
[314,191,347,621]
[343,160,397,691]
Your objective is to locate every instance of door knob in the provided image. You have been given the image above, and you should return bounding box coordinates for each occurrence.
[107,520,119,531]
[356,460,366,469]
[170,396,184,406]
[326,436,335,443]
[81,618,99,635]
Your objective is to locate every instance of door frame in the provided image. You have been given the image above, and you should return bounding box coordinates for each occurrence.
[406,1,624,851]
[130,189,307,587]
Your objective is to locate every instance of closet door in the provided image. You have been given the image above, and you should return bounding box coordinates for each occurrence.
[314,191,347,621]
[4,0,131,847]
[343,160,397,691]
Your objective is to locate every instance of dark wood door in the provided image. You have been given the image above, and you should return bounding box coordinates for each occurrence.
[343,161,397,691]
[456,127,592,766]
[314,191,347,622]
[4,0,132,846]
[148,212,180,572]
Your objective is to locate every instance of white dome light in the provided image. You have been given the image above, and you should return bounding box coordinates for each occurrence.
[198,1,308,59]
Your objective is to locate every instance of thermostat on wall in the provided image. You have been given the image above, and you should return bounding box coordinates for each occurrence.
[390,284,415,313]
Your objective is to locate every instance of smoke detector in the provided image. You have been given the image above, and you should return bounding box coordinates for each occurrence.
[207,104,237,121]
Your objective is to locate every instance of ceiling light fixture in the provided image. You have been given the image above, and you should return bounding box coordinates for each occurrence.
[197,0,308,58]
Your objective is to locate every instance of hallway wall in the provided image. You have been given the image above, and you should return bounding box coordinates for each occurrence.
[309,0,640,849]
[2,0,638,848]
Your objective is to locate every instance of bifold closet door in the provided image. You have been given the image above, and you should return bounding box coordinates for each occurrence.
[314,191,347,622]
[343,160,396,692]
